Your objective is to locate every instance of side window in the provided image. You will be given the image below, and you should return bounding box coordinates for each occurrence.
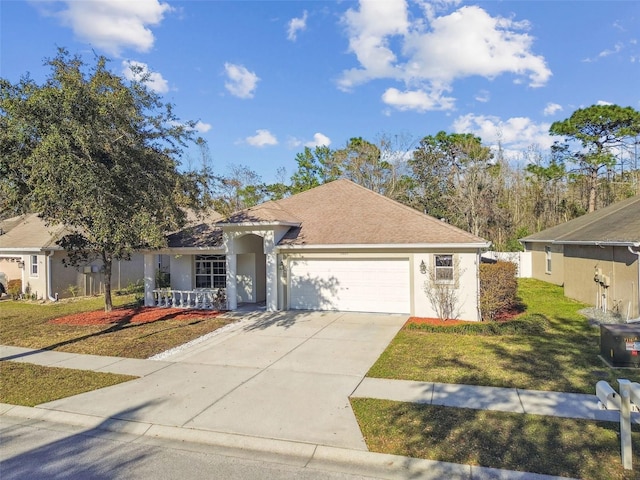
[434,254,454,283]
[545,246,552,273]
[30,255,39,277]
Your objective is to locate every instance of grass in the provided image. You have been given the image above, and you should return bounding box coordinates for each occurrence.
[0,295,235,407]
[367,278,640,393]
[0,362,136,406]
[0,296,235,358]
[351,398,640,480]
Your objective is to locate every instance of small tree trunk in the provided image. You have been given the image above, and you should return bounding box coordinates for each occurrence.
[589,169,598,213]
[103,253,113,312]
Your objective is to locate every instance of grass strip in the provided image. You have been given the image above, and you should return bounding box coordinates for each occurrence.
[0,361,136,406]
[351,398,640,480]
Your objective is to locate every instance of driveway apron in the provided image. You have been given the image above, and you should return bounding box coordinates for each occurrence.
[39,311,407,450]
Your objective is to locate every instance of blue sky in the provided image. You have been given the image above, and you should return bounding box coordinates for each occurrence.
[2,0,639,183]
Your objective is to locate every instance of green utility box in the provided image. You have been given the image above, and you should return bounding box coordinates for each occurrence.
[600,324,640,368]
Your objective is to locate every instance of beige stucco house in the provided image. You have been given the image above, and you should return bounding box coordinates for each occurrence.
[520,195,640,319]
[0,214,145,300]
[144,179,490,320]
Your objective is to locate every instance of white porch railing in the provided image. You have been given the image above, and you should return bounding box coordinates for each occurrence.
[152,288,227,310]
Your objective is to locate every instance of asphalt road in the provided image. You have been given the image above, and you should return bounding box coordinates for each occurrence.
[0,416,382,480]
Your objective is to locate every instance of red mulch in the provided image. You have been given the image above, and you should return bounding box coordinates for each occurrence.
[406,306,523,327]
[49,307,223,326]
[405,317,476,327]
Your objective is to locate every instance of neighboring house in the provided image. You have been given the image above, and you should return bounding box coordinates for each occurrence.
[520,195,640,319]
[144,179,490,320]
[0,214,144,300]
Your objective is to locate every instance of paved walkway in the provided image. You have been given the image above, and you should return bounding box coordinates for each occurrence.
[1,309,628,479]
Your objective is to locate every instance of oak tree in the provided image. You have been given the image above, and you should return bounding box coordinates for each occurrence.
[0,49,198,310]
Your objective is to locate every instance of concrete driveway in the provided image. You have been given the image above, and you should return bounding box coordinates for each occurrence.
[39,311,407,450]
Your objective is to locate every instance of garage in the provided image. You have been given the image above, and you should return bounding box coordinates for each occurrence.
[288,258,411,314]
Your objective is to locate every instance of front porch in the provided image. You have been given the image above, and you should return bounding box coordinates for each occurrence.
[143,227,287,313]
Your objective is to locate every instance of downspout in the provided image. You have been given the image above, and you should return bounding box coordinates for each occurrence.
[47,251,58,302]
[629,246,640,320]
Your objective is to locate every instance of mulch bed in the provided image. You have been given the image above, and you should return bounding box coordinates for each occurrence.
[49,307,223,326]
[406,307,523,327]
[405,317,476,327]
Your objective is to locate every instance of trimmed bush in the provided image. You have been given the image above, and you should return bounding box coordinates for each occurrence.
[480,261,518,321]
[406,313,549,336]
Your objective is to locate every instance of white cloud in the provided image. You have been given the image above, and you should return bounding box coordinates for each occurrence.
[287,10,308,41]
[47,0,171,56]
[543,102,563,116]
[452,113,554,155]
[339,2,551,112]
[224,63,260,99]
[381,87,455,112]
[304,132,331,147]
[122,60,169,93]
[597,100,614,106]
[245,129,278,147]
[194,121,212,133]
[475,90,490,103]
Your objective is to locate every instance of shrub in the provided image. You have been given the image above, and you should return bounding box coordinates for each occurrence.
[7,279,22,299]
[406,314,549,336]
[480,261,518,321]
[67,284,80,297]
[423,257,465,321]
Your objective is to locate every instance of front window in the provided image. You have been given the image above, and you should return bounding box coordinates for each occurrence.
[545,246,552,273]
[195,255,226,289]
[30,255,38,277]
[434,254,454,283]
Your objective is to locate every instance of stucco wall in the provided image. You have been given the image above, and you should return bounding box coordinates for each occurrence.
[527,242,565,286]
[170,255,193,290]
[237,253,256,303]
[412,251,480,321]
[564,245,639,318]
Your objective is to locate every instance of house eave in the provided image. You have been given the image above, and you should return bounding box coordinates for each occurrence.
[0,247,60,253]
[218,221,301,229]
[277,242,490,251]
[556,240,640,247]
[142,246,225,255]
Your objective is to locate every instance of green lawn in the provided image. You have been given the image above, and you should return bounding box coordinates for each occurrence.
[0,295,235,407]
[0,295,234,358]
[354,278,640,479]
[0,362,136,406]
[367,278,640,393]
[351,398,640,480]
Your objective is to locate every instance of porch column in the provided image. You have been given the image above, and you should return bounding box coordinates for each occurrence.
[226,254,237,310]
[266,252,277,312]
[143,254,155,306]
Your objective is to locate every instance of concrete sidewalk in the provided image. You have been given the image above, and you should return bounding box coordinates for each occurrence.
[351,377,633,423]
[0,344,625,423]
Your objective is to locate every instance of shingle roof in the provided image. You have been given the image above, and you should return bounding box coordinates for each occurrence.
[166,210,225,248]
[520,195,640,244]
[0,214,68,250]
[224,179,488,247]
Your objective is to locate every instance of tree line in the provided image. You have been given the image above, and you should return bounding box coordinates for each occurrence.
[206,105,640,251]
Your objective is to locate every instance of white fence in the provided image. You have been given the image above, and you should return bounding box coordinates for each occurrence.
[152,288,227,310]
[481,251,532,278]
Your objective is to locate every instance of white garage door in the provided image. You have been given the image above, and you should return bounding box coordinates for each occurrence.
[289,258,411,314]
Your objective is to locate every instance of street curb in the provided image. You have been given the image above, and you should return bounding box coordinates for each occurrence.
[1,403,575,480]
